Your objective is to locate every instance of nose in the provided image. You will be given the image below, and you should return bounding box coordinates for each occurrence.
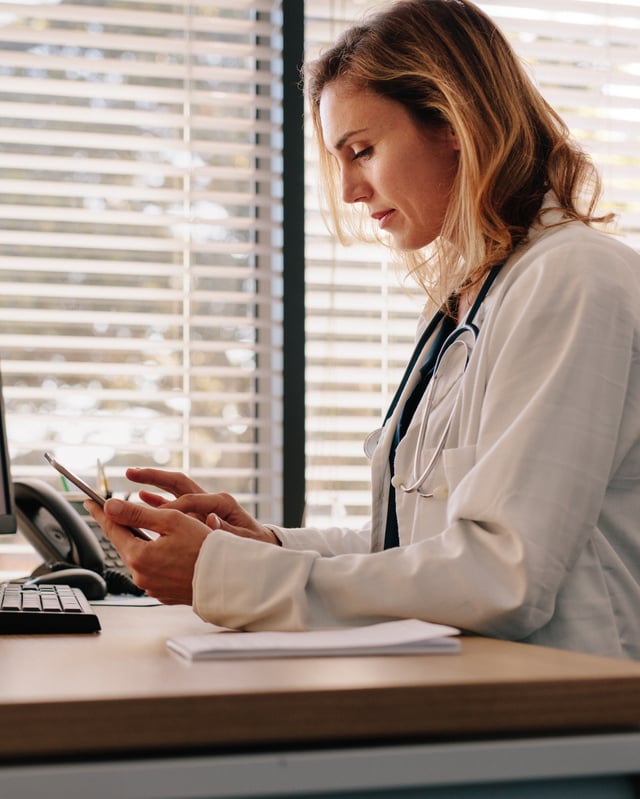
[340,166,369,205]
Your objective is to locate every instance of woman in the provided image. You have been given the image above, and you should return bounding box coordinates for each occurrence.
[87,0,640,659]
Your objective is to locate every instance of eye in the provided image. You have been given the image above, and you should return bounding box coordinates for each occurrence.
[352,146,372,161]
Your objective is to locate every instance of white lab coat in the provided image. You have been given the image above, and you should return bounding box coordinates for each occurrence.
[193,207,640,659]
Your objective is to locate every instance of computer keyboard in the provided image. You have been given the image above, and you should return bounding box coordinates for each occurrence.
[0,582,101,634]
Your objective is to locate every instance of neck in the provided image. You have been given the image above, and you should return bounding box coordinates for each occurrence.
[455,286,477,324]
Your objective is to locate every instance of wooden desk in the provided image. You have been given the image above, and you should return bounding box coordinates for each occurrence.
[2,603,640,798]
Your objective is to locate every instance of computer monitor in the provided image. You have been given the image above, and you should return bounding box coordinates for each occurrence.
[0,367,17,534]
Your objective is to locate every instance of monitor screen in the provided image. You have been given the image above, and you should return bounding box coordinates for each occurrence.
[0,367,17,534]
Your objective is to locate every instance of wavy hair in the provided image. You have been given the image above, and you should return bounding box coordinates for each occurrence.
[304,0,612,305]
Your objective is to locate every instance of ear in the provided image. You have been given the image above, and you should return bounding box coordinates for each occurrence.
[448,126,461,151]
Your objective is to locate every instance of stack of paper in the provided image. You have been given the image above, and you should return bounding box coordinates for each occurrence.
[166,618,460,660]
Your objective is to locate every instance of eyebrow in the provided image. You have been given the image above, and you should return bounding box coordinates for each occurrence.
[333,128,367,151]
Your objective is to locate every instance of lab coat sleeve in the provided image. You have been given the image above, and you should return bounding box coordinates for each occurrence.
[271,522,372,555]
[192,232,640,635]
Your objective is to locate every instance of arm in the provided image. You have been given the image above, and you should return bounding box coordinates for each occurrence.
[85,470,368,602]
[84,474,281,603]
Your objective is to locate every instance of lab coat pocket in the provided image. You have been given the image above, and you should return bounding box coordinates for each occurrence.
[442,444,477,500]
[394,442,449,545]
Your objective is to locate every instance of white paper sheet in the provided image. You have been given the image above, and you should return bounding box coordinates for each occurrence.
[167,618,460,660]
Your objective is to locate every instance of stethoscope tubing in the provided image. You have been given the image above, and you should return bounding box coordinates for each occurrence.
[368,263,504,497]
[397,328,475,495]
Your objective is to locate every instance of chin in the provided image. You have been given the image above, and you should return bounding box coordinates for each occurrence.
[389,228,438,252]
[394,237,436,252]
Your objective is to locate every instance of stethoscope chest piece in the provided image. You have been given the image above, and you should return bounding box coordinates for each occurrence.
[364,427,383,459]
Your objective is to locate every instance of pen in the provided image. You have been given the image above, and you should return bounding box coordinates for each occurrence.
[96,459,112,499]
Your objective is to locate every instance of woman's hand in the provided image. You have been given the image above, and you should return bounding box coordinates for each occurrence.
[123,466,206,507]
[124,467,280,543]
[84,497,212,604]
[83,469,281,603]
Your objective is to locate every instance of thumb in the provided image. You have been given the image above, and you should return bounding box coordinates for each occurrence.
[204,513,263,541]
[205,512,245,537]
[206,513,220,531]
[104,497,160,538]
[104,497,132,519]
[205,513,244,537]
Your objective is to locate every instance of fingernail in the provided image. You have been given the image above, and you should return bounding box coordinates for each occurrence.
[106,498,125,515]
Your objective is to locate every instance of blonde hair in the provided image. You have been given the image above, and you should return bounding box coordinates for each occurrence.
[305,0,612,306]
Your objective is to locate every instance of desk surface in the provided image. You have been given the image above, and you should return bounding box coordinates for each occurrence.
[2,604,640,760]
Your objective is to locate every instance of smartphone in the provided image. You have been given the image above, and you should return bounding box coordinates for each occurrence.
[44,451,153,541]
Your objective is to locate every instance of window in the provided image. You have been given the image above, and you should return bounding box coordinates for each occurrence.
[303,0,640,529]
[0,0,283,520]
[1,1,638,534]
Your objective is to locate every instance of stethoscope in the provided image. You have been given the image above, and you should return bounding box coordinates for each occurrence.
[363,263,503,498]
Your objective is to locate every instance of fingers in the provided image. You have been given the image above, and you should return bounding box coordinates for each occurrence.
[203,511,248,537]
[102,496,202,540]
[165,492,269,540]
[83,499,145,557]
[84,498,210,606]
[137,489,169,508]
[125,467,205,498]
[163,492,239,522]
[205,511,280,545]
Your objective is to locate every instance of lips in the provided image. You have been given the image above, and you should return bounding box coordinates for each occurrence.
[371,209,395,229]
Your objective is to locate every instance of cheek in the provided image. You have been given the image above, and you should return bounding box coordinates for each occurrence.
[435,146,459,192]
[381,161,418,202]
[417,161,457,214]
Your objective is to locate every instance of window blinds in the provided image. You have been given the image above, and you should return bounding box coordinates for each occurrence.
[0,0,283,518]
[303,0,640,528]
[1,1,637,531]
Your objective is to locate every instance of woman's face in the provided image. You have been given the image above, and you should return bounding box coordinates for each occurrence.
[319,80,460,251]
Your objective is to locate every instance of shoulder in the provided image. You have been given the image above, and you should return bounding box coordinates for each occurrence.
[477,222,640,352]
[515,221,639,278]
[499,222,640,308]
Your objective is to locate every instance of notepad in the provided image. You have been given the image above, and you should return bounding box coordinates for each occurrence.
[166,618,460,660]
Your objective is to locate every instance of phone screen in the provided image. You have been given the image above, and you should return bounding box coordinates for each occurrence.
[44,452,153,541]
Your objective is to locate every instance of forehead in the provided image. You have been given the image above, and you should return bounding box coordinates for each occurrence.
[319,81,408,151]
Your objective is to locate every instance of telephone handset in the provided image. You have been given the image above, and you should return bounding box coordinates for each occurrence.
[13,478,145,596]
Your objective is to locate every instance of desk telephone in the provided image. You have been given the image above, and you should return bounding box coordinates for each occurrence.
[13,479,144,598]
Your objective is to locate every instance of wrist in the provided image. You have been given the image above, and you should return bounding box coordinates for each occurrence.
[262,524,283,546]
